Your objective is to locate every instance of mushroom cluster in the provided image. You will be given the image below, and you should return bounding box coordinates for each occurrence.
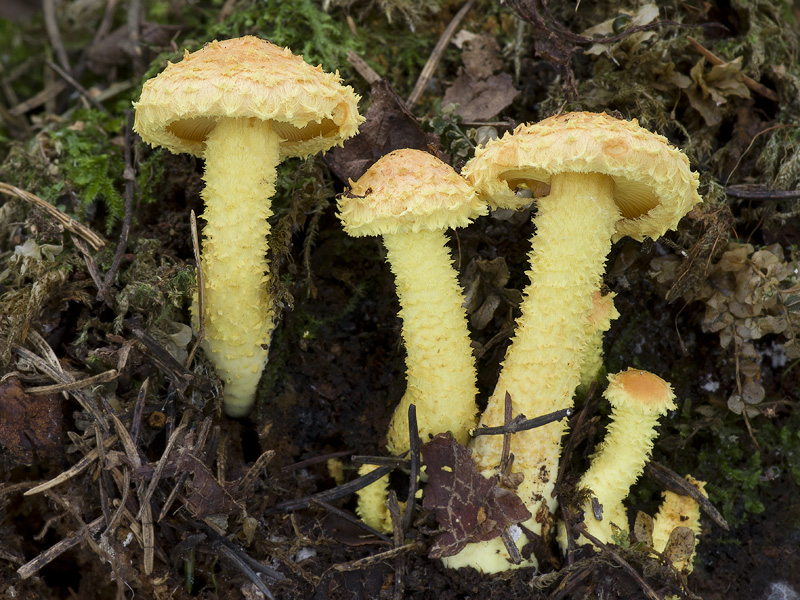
[135,44,704,575]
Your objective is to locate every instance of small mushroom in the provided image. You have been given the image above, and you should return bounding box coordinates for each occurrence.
[134,36,363,416]
[337,149,486,453]
[569,368,676,547]
[652,474,707,572]
[447,111,701,572]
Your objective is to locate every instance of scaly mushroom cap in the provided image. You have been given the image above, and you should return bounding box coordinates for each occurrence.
[133,36,363,159]
[338,149,487,236]
[463,111,702,241]
[604,368,677,416]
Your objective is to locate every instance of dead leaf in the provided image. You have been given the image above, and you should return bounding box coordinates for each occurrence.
[662,526,696,566]
[180,453,243,519]
[421,433,531,558]
[686,57,751,126]
[326,79,440,183]
[461,258,522,330]
[442,72,519,123]
[0,376,64,465]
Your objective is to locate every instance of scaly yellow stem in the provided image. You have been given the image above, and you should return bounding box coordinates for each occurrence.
[199,117,280,416]
[446,172,619,572]
[383,229,478,453]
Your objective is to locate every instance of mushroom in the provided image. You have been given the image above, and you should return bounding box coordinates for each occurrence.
[446,112,701,572]
[337,148,486,454]
[133,36,363,416]
[652,474,707,572]
[566,368,676,547]
[577,289,619,394]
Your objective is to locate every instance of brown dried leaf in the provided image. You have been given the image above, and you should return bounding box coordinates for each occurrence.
[180,453,243,519]
[442,73,519,123]
[326,79,440,183]
[633,511,654,546]
[421,433,531,558]
[662,526,695,565]
[0,376,64,465]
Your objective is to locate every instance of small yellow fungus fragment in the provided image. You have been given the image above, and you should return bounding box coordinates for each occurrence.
[652,475,707,572]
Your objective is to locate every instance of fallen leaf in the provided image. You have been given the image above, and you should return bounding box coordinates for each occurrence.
[326,79,440,183]
[421,433,531,558]
[0,376,64,465]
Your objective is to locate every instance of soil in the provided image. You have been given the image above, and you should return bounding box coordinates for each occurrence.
[1,1,800,599]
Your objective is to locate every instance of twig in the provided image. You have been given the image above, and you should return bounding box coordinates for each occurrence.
[17,516,105,579]
[211,540,278,599]
[129,377,149,445]
[472,407,573,436]
[577,526,660,600]
[135,412,190,520]
[402,404,420,532]
[271,464,395,512]
[644,462,729,530]
[406,0,477,108]
[0,182,105,250]
[282,449,354,472]
[14,344,107,430]
[311,499,393,544]
[98,111,136,303]
[8,81,68,117]
[686,36,779,102]
[351,455,409,468]
[346,50,381,85]
[23,434,119,496]
[725,186,800,200]
[45,60,108,113]
[332,543,418,572]
[43,0,71,73]
[23,369,117,395]
[110,413,154,574]
[185,210,204,367]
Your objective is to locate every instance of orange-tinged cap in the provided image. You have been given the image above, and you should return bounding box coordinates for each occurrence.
[338,149,487,236]
[463,112,702,242]
[604,368,676,415]
[133,36,363,159]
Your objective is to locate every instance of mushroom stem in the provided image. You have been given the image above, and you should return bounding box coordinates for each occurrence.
[199,117,280,416]
[382,229,478,454]
[449,172,620,571]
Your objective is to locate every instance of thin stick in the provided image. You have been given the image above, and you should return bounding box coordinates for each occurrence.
[577,526,660,600]
[406,0,477,108]
[402,404,420,532]
[24,369,117,395]
[0,182,104,250]
[472,407,572,436]
[185,210,204,367]
[43,0,71,73]
[686,36,778,102]
[98,111,136,302]
[45,60,108,113]
[23,435,119,496]
[17,516,104,579]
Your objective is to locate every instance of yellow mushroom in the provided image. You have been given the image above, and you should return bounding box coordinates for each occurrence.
[652,475,707,572]
[577,289,619,394]
[134,37,363,416]
[337,149,485,454]
[446,112,701,572]
[567,368,676,547]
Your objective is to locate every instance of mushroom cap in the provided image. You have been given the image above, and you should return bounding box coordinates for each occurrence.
[604,368,676,416]
[338,149,487,237]
[133,36,363,159]
[462,112,702,242]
